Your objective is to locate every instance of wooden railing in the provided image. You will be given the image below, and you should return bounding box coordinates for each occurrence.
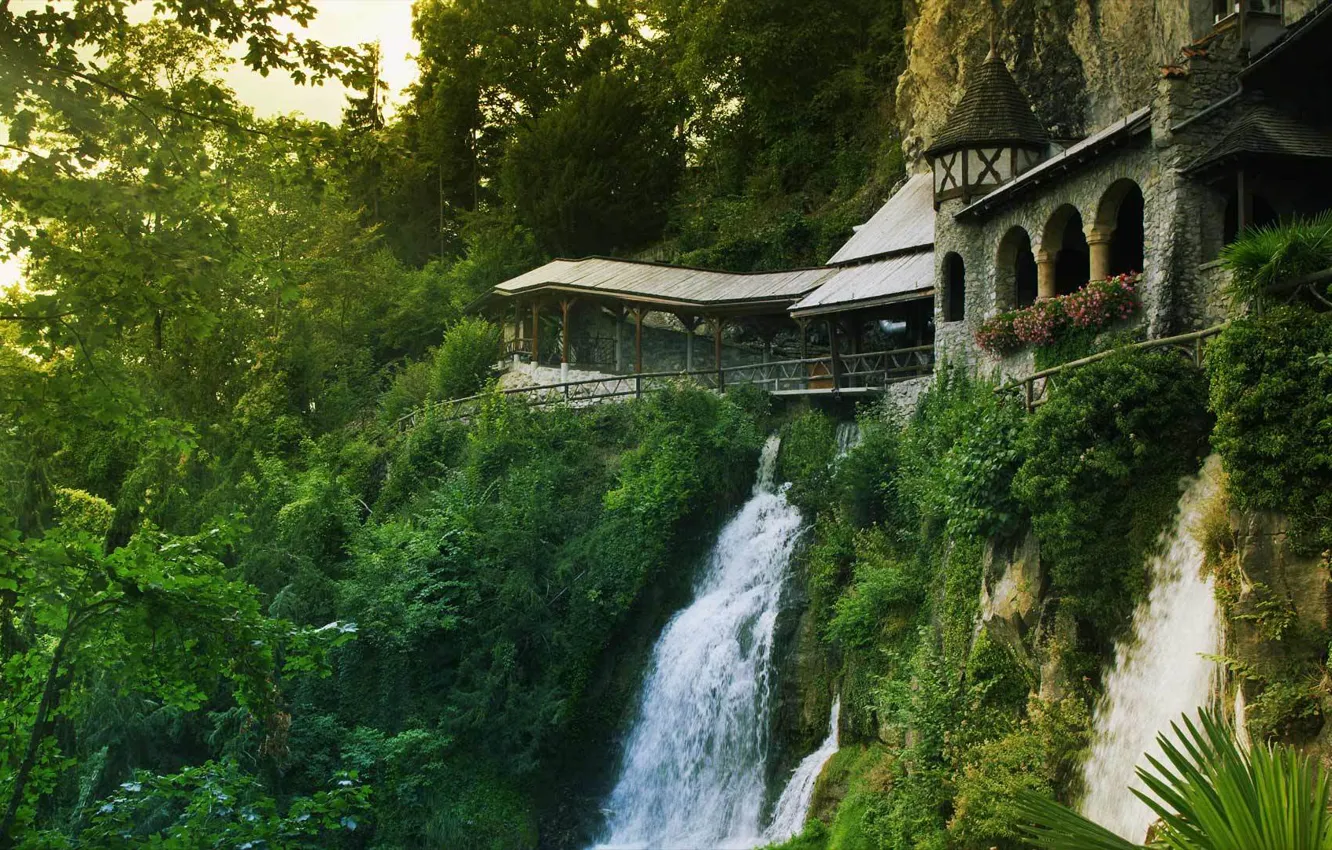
[995,324,1228,412]
[397,345,935,429]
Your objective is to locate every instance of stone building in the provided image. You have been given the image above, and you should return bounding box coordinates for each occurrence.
[479,0,1332,395]
[926,0,1332,380]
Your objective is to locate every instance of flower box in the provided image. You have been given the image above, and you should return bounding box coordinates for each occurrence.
[975,273,1140,355]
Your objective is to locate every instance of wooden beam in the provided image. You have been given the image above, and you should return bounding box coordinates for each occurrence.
[714,317,725,392]
[560,299,573,365]
[634,308,644,376]
[826,318,841,392]
[531,302,541,366]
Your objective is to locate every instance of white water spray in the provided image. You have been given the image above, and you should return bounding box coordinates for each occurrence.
[594,436,804,850]
[764,697,841,843]
[1079,457,1223,841]
[835,422,862,457]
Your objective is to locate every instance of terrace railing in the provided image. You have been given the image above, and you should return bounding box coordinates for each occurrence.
[995,324,1227,412]
[397,344,936,429]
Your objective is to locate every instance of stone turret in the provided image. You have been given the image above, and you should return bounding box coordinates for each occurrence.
[924,46,1050,208]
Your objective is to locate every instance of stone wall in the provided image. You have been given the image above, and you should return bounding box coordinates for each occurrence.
[925,22,1248,374]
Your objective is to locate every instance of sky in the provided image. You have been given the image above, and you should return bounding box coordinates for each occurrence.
[2,0,421,292]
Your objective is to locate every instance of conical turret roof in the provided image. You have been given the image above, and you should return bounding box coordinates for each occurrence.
[925,52,1048,156]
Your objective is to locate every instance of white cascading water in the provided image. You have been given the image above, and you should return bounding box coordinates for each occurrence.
[594,435,804,850]
[1079,456,1223,841]
[835,421,862,457]
[763,697,841,843]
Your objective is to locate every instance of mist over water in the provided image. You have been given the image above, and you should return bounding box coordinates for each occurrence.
[593,436,806,850]
[1079,457,1222,841]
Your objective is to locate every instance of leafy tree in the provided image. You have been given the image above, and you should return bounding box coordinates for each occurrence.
[502,74,684,257]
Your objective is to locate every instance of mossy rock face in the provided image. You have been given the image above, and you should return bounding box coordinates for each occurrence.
[896,0,1199,160]
[769,582,838,803]
[1223,509,1332,746]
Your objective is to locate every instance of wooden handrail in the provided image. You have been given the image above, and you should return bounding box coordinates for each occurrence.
[995,323,1229,408]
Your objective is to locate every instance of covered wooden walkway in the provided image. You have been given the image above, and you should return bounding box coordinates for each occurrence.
[396,344,934,428]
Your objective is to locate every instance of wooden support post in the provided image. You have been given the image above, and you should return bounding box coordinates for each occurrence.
[714,317,725,392]
[634,309,644,374]
[512,301,522,366]
[1237,167,1252,235]
[634,308,644,396]
[827,318,841,392]
[531,302,541,366]
[560,299,572,366]
[615,308,624,372]
[797,319,808,361]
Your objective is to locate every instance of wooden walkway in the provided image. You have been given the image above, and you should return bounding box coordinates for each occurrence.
[995,324,1228,412]
[397,345,935,429]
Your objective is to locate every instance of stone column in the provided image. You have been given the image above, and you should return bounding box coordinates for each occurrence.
[1087,227,1114,282]
[1036,249,1057,300]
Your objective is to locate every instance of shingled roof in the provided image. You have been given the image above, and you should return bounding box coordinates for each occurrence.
[1185,103,1332,174]
[925,53,1049,157]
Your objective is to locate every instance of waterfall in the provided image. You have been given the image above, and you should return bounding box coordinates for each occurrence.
[763,697,841,843]
[594,435,804,850]
[1079,456,1223,841]
[835,421,862,457]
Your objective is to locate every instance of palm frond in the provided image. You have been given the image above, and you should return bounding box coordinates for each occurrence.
[1014,790,1144,850]
[1015,710,1332,850]
[1221,212,1332,303]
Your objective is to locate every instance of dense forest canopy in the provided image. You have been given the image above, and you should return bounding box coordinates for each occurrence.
[0,0,911,845]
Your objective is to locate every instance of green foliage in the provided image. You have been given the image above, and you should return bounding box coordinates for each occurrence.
[826,529,928,650]
[1013,350,1212,636]
[1208,308,1332,551]
[1220,213,1332,305]
[63,761,370,849]
[777,410,839,513]
[432,316,503,401]
[898,368,1028,540]
[1017,711,1332,850]
[948,698,1090,849]
[502,74,684,257]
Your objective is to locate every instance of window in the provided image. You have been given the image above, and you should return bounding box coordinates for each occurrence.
[943,253,966,322]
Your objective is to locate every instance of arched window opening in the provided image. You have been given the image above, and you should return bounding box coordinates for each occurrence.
[996,227,1039,309]
[1104,182,1145,276]
[1045,205,1090,295]
[943,253,966,322]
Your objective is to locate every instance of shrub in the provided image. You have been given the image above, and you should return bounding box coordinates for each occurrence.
[1013,349,1211,638]
[1208,307,1332,551]
[778,409,838,513]
[897,368,1027,541]
[431,316,503,401]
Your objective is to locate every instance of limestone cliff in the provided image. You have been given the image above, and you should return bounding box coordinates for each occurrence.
[897,0,1207,160]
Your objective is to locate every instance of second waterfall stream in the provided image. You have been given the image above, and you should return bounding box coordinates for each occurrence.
[1079,456,1223,841]
[593,435,835,849]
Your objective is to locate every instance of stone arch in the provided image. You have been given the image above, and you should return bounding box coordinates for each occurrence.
[1092,178,1145,279]
[942,252,966,322]
[995,226,1039,309]
[1041,203,1090,296]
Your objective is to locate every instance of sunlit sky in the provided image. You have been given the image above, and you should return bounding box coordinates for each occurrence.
[1,0,421,291]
